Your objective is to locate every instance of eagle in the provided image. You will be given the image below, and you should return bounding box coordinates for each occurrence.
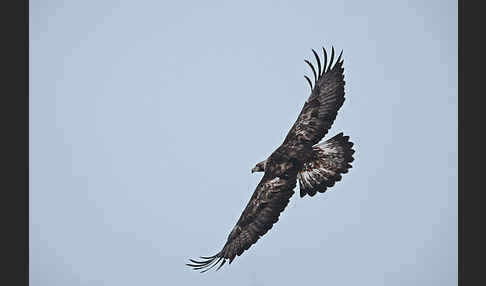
[187,46,355,273]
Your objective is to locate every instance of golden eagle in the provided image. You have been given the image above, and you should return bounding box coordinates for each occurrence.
[187,46,355,272]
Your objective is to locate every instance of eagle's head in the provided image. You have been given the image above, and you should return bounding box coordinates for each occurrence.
[251,160,267,173]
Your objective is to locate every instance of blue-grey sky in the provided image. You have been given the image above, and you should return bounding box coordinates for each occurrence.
[30,1,457,285]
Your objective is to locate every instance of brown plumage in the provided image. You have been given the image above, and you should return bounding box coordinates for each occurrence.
[187,46,355,273]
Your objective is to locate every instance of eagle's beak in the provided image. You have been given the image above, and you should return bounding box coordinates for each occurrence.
[251,167,256,173]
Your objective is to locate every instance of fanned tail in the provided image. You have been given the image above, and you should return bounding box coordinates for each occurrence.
[298,132,355,197]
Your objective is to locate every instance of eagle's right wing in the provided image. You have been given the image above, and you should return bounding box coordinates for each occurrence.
[283,47,346,147]
[186,171,297,272]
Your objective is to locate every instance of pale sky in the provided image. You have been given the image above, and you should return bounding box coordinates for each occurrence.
[30,1,457,285]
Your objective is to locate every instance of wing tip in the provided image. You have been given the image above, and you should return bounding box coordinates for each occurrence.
[307,45,344,81]
[305,45,345,90]
[186,252,227,273]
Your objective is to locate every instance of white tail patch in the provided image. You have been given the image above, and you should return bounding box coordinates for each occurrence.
[298,132,355,197]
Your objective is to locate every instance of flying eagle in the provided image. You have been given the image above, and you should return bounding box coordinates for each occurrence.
[187,46,355,273]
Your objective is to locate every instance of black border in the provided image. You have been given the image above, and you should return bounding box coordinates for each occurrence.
[459,1,482,285]
[4,0,28,285]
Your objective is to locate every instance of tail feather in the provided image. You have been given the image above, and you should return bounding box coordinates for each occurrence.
[298,132,355,197]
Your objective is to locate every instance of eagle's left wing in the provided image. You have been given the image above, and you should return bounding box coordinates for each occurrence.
[283,47,346,147]
[186,171,297,273]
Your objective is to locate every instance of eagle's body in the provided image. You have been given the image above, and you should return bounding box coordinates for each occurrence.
[187,46,355,272]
